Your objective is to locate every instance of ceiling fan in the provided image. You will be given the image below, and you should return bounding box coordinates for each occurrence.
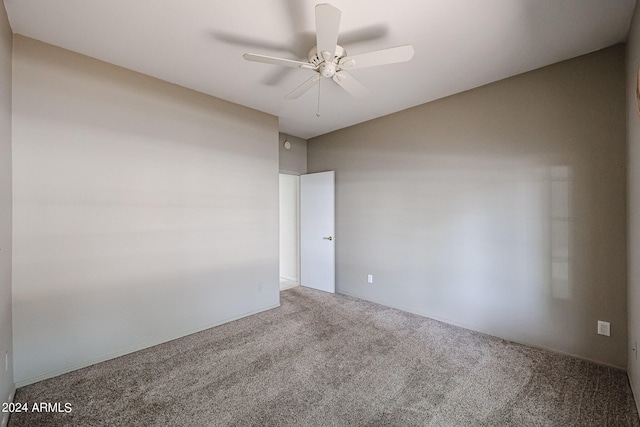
[243,3,414,100]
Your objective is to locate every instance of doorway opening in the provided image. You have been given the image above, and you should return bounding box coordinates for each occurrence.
[279,173,300,291]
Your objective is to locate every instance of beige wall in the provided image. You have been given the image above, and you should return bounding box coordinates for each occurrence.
[279,133,307,175]
[627,0,640,408]
[309,45,627,367]
[11,36,280,385]
[0,0,14,418]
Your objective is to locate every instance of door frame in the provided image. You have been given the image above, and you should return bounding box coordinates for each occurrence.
[279,172,301,285]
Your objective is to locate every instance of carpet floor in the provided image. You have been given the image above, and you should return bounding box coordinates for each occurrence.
[9,286,640,426]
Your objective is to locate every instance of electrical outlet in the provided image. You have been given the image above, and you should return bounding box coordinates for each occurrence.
[257,283,262,292]
[597,320,610,337]
[367,274,373,284]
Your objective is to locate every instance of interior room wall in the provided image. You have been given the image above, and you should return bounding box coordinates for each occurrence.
[0,0,14,419]
[279,133,307,175]
[627,0,640,408]
[308,45,627,368]
[11,35,280,386]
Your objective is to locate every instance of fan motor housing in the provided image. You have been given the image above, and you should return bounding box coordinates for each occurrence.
[308,45,346,68]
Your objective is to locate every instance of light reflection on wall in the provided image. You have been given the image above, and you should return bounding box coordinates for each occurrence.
[549,166,572,300]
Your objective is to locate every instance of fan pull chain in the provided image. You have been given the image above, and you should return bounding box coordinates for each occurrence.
[316,77,321,117]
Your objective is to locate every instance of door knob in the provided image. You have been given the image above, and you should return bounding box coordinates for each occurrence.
[323,236,333,241]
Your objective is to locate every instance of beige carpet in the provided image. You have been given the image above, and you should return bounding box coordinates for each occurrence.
[9,286,640,426]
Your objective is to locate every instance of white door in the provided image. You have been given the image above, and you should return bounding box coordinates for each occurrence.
[300,171,335,293]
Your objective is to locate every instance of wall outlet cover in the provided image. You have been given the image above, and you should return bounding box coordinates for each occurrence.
[597,320,610,337]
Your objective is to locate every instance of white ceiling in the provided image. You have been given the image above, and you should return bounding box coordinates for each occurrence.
[3,0,637,139]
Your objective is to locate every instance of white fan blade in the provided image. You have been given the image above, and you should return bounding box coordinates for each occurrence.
[315,4,341,61]
[243,53,315,69]
[332,71,368,98]
[339,45,415,70]
[286,74,321,99]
